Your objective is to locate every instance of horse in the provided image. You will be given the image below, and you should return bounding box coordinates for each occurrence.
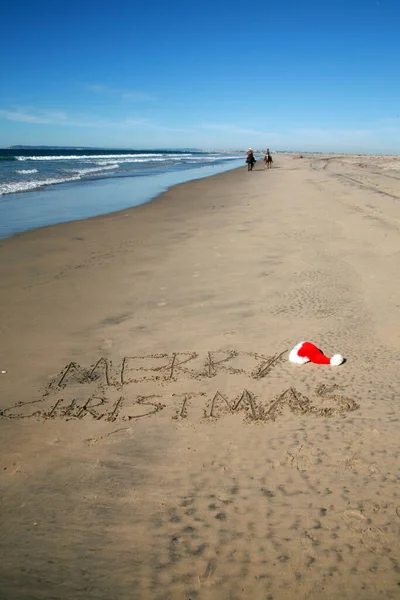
[264,152,273,169]
[246,151,256,171]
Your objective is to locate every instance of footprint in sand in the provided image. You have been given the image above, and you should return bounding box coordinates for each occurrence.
[287,444,322,472]
[340,428,381,474]
[343,509,388,555]
[100,338,112,350]
[361,527,387,555]
[342,509,368,532]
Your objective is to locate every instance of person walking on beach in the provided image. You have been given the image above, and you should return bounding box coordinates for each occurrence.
[264,148,273,169]
[246,148,256,171]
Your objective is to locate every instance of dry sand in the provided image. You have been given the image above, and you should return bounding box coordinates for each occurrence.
[1,154,400,599]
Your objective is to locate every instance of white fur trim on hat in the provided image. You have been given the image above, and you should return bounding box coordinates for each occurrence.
[288,342,310,364]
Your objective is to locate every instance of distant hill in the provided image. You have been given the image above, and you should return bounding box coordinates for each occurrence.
[7,145,202,151]
[8,145,108,150]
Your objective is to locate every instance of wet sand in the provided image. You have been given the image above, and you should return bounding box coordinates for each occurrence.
[1,154,400,599]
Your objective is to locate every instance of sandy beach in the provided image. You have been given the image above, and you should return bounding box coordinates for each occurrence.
[1,153,400,599]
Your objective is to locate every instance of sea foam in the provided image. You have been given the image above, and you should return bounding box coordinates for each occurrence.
[15,169,39,174]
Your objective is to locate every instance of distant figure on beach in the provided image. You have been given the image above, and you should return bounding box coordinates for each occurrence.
[264,149,273,169]
[246,148,256,171]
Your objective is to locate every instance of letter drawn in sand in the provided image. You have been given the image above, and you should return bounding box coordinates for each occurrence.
[200,350,286,379]
[121,395,165,420]
[87,358,112,386]
[0,399,45,420]
[55,362,89,387]
[121,353,198,383]
[75,396,108,420]
[167,353,200,380]
[205,351,239,377]
[47,358,113,392]
[208,389,257,419]
[253,350,287,378]
[260,386,360,421]
[172,392,207,420]
[42,396,108,420]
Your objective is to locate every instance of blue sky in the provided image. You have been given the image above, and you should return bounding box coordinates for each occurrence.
[1,0,400,152]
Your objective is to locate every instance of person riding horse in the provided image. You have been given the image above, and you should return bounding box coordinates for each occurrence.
[264,149,273,169]
[246,148,256,171]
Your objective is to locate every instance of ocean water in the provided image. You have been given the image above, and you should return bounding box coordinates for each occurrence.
[0,148,244,238]
[0,148,243,196]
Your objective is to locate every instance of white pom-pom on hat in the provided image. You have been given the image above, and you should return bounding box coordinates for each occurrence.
[330,353,344,366]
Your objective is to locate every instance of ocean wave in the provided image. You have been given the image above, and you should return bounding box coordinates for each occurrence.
[1,153,242,196]
[0,166,125,195]
[1,163,133,195]
[185,155,239,161]
[15,169,39,174]
[74,164,117,175]
[96,157,173,165]
[16,153,169,161]
[94,155,233,166]
[0,175,81,196]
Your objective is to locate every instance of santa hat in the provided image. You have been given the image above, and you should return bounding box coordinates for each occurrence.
[289,341,344,366]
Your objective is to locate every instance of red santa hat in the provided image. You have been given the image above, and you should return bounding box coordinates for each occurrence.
[289,341,344,366]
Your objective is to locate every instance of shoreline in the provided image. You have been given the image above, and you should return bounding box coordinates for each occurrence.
[0,156,244,240]
[1,153,400,598]
[0,163,244,243]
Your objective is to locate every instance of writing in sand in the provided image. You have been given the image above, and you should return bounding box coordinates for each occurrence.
[0,350,359,424]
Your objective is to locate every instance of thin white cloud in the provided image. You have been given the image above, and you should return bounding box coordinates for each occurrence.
[201,123,273,136]
[86,84,107,93]
[149,123,195,134]
[122,92,155,101]
[293,127,372,138]
[125,118,194,133]
[0,107,117,128]
[377,116,400,125]
[0,107,194,134]
[0,108,68,124]
[87,84,155,102]
[124,118,151,126]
